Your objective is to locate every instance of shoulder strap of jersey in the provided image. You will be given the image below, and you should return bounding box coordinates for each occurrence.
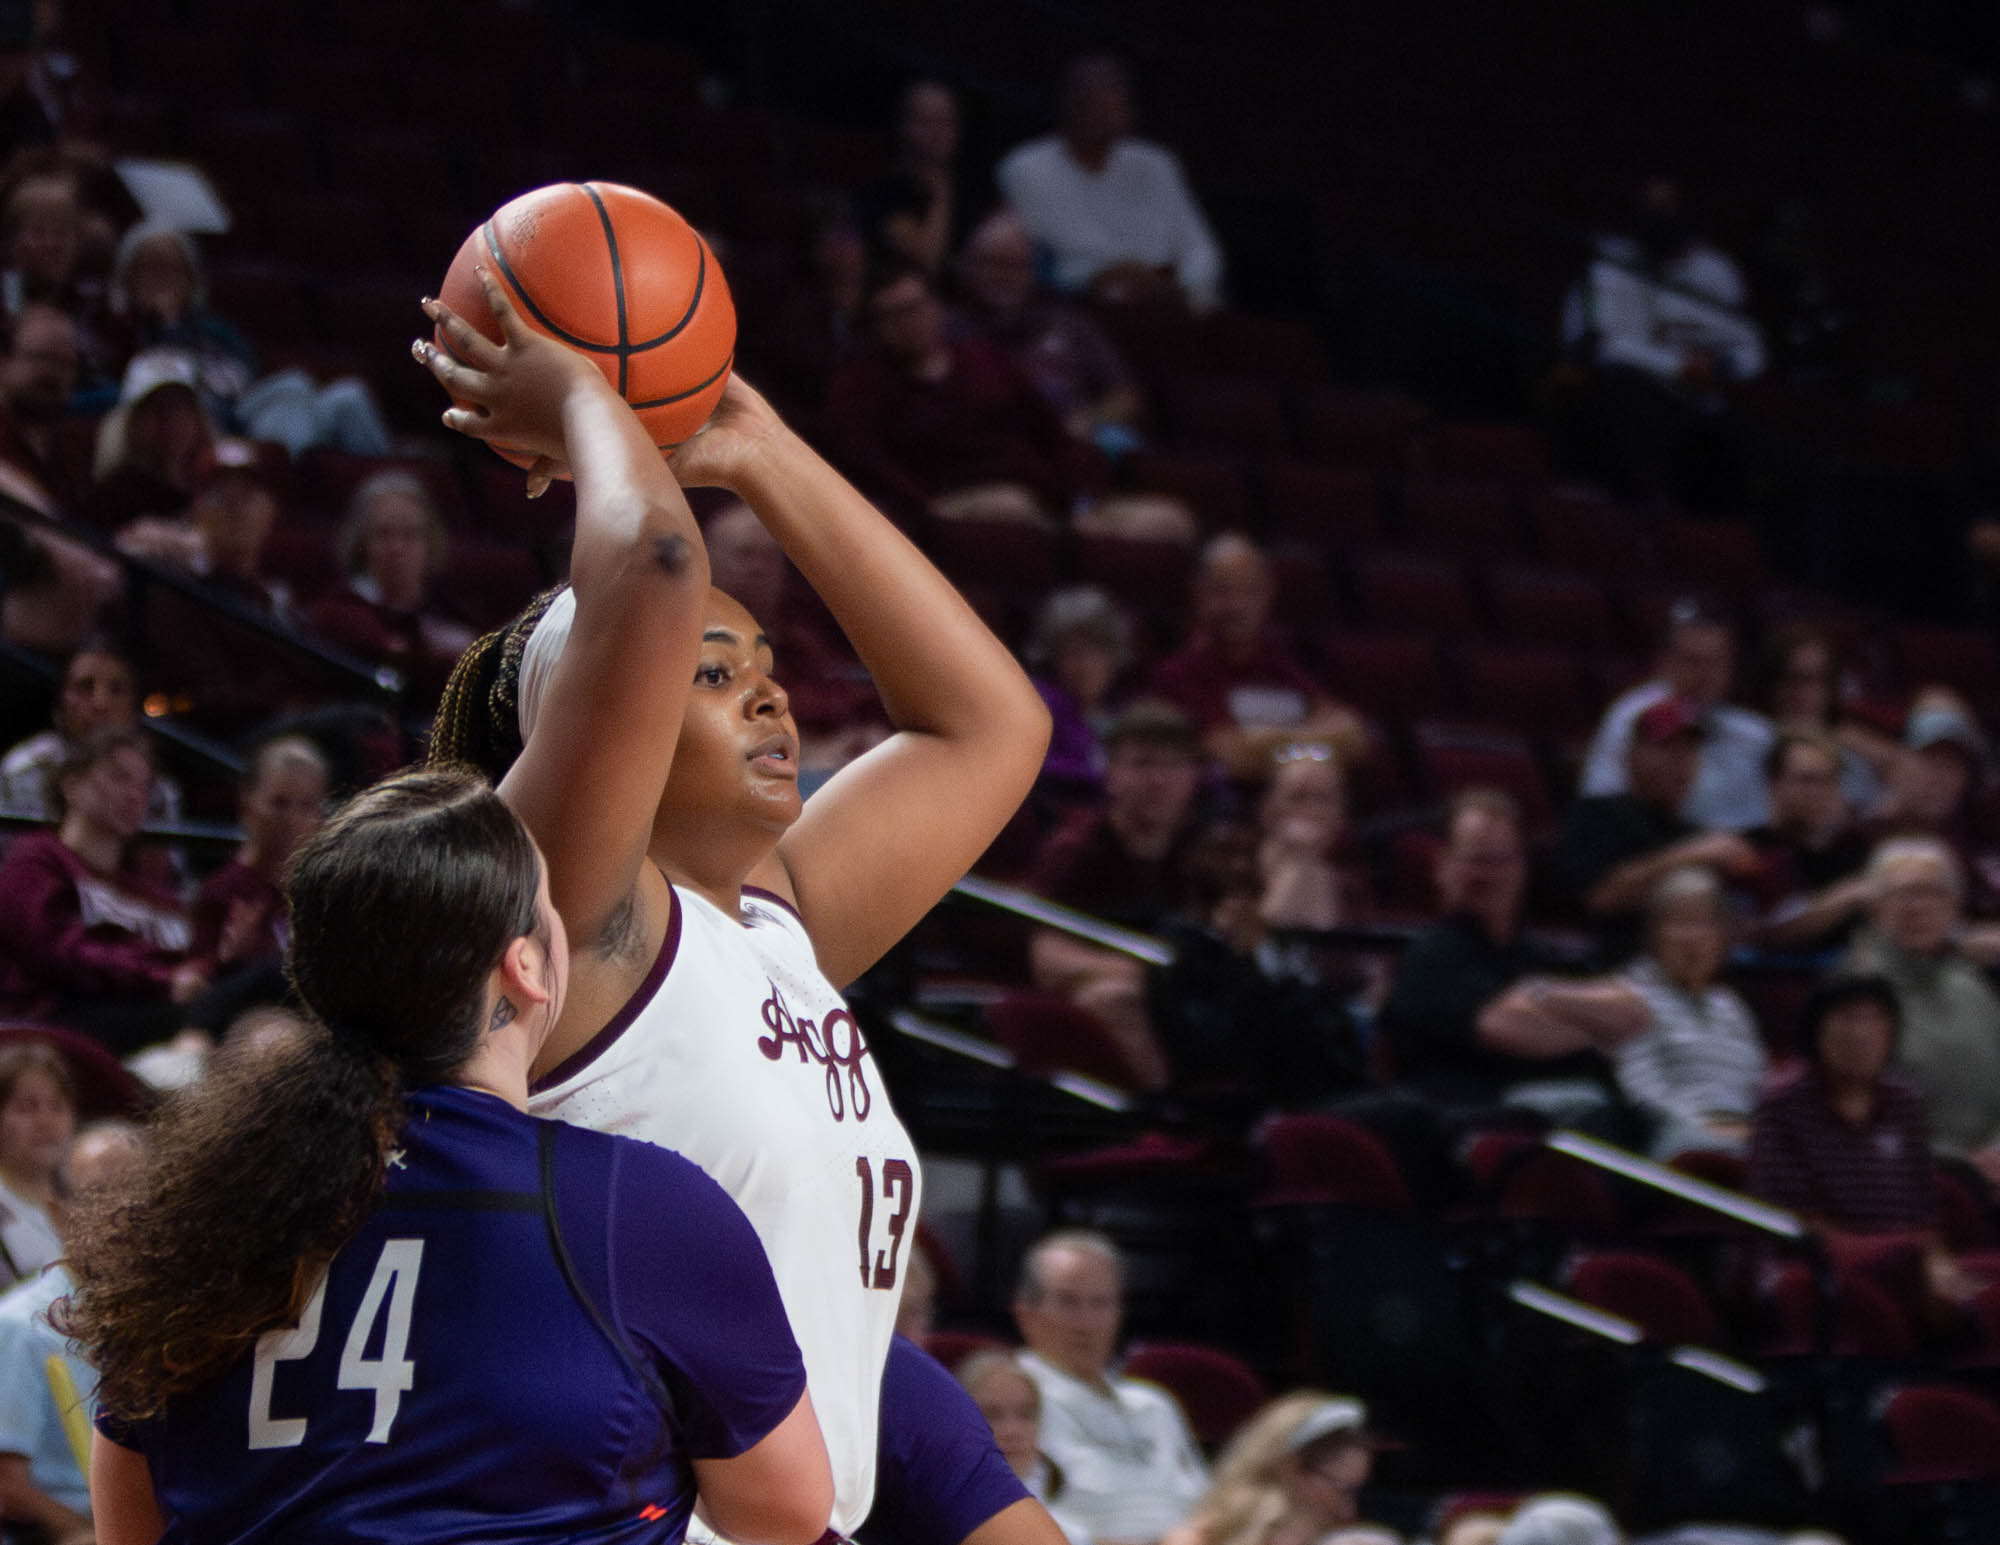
[536,1121,682,1432]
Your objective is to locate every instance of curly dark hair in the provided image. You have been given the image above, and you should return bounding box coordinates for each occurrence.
[57,768,544,1421]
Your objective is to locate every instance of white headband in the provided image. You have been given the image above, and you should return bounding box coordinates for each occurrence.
[516,587,577,743]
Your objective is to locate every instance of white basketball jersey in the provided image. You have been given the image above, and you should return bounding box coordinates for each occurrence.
[528,884,921,1536]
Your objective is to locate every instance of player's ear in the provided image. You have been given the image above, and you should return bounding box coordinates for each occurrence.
[497,932,554,1009]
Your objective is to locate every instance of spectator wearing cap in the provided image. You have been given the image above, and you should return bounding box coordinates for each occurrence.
[1867,688,2000,910]
[1150,534,1366,785]
[1742,728,1872,952]
[1579,599,1775,832]
[1840,836,2000,1181]
[107,224,390,457]
[997,56,1224,314]
[1013,1230,1209,1545]
[306,470,477,715]
[1028,700,1213,1089]
[82,348,213,534]
[1162,1392,1384,1545]
[1609,867,1767,1159]
[1553,696,1763,962]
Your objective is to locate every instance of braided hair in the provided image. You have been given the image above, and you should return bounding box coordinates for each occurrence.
[428,587,563,780]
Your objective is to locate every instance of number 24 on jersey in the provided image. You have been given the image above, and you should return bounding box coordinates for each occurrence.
[247,1238,424,1450]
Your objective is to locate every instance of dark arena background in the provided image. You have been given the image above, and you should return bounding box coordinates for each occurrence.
[7,0,2000,1540]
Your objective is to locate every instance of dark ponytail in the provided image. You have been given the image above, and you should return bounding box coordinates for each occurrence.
[428,586,562,779]
[60,769,545,1420]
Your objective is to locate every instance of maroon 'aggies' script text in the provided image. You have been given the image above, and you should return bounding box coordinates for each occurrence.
[758,981,873,1121]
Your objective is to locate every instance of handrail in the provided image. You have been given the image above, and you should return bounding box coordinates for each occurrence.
[5,498,404,700]
[1505,1280,1769,1394]
[1545,1130,1807,1241]
[949,875,1176,965]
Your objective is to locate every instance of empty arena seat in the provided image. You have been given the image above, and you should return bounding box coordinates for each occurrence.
[1254,1112,1412,1208]
[1879,1384,2000,1484]
[1455,644,1592,737]
[1350,552,1480,636]
[1296,388,1425,471]
[1425,423,1551,483]
[1126,448,1253,529]
[1400,475,1523,558]
[1071,530,1196,616]
[1485,563,1618,651]
[1411,722,1557,831]
[1526,487,1642,576]
[1160,375,1291,454]
[1320,631,1452,722]
[1261,458,1386,546]
[1565,1250,1720,1346]
[985,992,1143,1090]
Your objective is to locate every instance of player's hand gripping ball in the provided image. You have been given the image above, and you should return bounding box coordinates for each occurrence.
[437,181,735,467]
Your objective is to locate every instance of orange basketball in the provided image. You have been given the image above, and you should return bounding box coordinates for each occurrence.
[436,181,735,466]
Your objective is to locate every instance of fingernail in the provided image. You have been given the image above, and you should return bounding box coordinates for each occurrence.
[410,339,428,361]
[420,295,436,308]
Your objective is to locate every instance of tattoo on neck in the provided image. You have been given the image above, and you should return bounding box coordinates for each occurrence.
[490,997,516,1032]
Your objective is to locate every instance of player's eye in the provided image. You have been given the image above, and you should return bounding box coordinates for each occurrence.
[695,663,730,686]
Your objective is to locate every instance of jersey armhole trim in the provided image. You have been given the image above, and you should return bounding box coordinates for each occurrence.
[741,883,804,925]
[531,884,682,1095]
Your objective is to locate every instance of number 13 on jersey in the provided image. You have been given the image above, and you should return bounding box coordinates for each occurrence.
[854,1155,914,1290]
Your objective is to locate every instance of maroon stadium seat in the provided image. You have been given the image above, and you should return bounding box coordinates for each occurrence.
[1425,423,1551,484]
[1879,1384,2000,1483]
[1412,722,1557,831]
[1255,1112,1412,1208]
[1485,563,1618,652]
[1126,449,1253,530]
[1455,644,1592,737]
[1320,631,1452,723]
[1527,487,1642,576]
[1350,553,1479,636]
[1400,475,1523,558]
[1160,375,1290,455]
[1262,458,1386,547]
[1566,1249,1720,1345]
[985,992,1144,1090]
[1121,1342,1269,1448]
[1297,388,1424,470]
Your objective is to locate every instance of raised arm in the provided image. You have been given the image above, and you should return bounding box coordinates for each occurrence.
[419,274,707,956]
[673,377,1051,986]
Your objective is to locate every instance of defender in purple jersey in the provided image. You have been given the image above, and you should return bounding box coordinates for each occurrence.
[859,1336,1036,1545]
[59,769,834,1545]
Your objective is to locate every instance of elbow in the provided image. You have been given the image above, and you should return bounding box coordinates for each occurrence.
[709,1488,833,1545]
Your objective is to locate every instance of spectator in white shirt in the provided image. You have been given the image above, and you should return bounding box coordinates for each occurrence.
[997,56,1224,314]
[1014,1230,1209,1545]
[0,1119,143,1543]
[1612,867,1768,1158]
[1579,596,1775,832]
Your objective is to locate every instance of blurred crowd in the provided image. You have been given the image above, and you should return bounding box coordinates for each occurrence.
[2,1,2000,1541]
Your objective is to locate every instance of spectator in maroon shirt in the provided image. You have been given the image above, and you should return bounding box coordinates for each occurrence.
[1028,700,1214,1089]
[306,470,475,714]
[1149,533,1366,783]
[0,726,205,1052]
[191,735,327,977]
[1750,975,1975,1314]
[823,260,1094,527]
[954,210,1147,458]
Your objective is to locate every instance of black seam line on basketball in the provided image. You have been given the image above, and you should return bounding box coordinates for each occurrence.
[628,352,734,411]
[624,236,708,352]
[479,218,623,355]
[578,183,630,396]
